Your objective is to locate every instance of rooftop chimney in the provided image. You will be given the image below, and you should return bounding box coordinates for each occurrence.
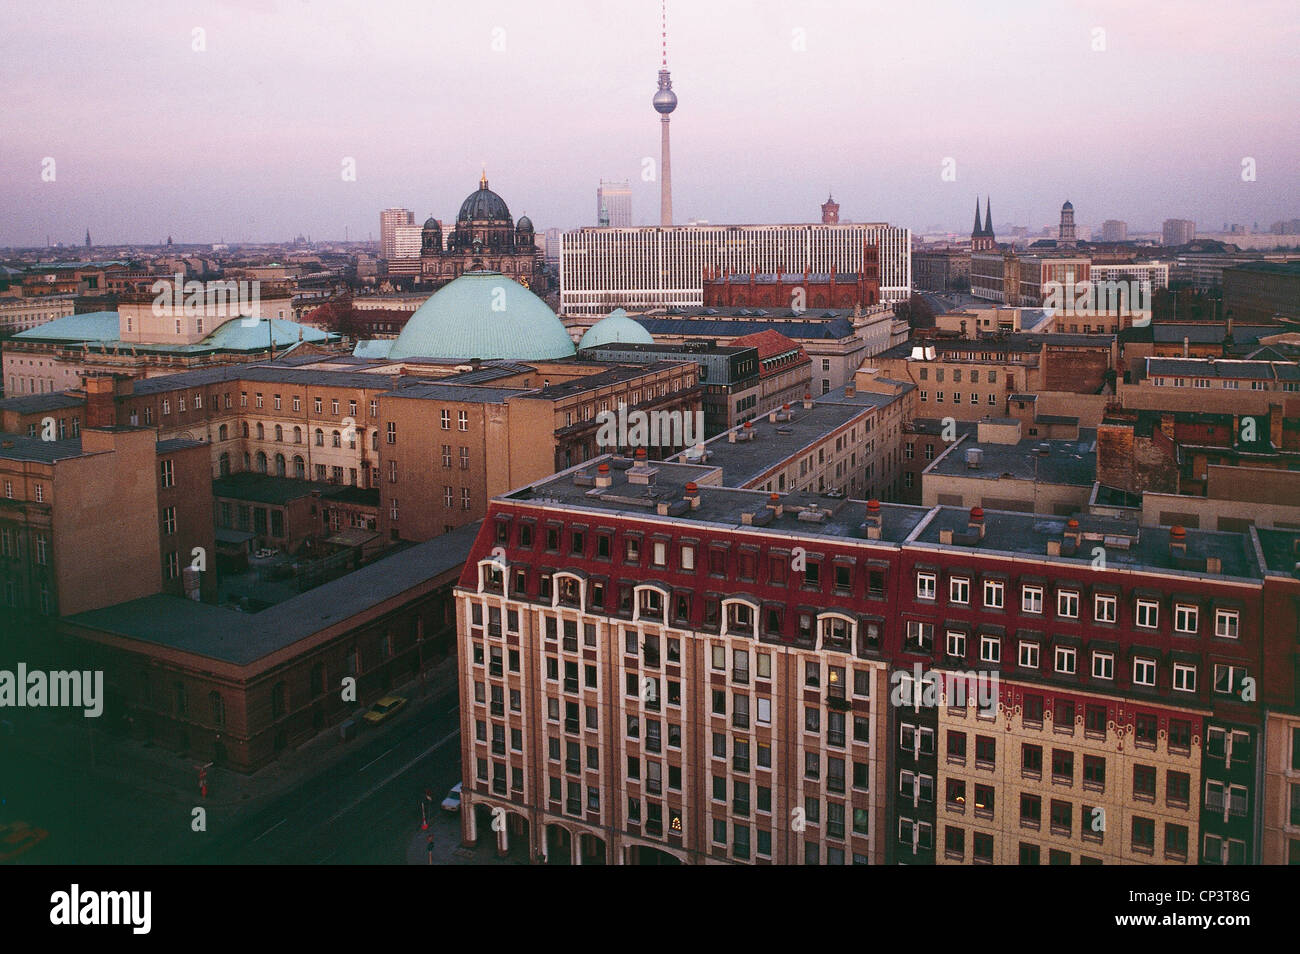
[845,380,857,398]
[1169,524,1187,557]
[595,462,613,488]
[803,391,813,410]
[627,447,659,485]
[968,506,986,540]
[767,492,783,518]
[863,498,883,539]
[684,481,701,509]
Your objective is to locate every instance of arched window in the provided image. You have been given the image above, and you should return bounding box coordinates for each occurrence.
[242,422,250,438]
[275,453,286,476]
[256,423,265,440]
[209,691,225,726]
[243,452,251,470]
[332,430,341,448]
[274,425,283,442]
[218,423,228,441]
[255,451,267,473]
[371,431,379,451]
[315,429,324,446]
[293,426,302,444]
[218,452,230,477]
[293,455,305,479]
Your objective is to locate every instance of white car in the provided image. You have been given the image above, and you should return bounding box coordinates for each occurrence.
[441,782,462,813]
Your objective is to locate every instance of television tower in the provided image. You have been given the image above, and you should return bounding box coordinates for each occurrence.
[652,0,678,226]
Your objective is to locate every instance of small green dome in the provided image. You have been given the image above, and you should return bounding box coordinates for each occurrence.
[578,308,655,350]
[388,271,575,361]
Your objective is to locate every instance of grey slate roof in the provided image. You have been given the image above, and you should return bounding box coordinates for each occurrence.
[65,522,482,666]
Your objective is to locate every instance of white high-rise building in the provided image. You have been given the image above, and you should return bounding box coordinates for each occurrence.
[392,224,423,259]
[560,223,911,315]
[597,180,633,227]
[380,208,414,261]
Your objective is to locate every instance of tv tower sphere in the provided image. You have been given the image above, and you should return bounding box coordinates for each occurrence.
[653,72,677,114]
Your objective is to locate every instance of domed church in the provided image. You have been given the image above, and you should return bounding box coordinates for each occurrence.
[419,170,545,291]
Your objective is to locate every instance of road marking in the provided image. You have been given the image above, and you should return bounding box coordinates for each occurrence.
[359,744,398,773]
[325,728,460,827]
[252,817,287,842]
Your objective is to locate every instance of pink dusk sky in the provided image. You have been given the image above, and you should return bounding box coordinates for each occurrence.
[2,0,1297,246]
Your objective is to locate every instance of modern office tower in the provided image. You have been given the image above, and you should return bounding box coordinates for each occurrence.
[598,180,633,227]
[380,208,414,261]
[1163,219,1196,246]
[1101,220,1128,243]
[560,223,911,315]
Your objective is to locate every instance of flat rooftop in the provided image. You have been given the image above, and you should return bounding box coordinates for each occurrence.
[667,389,901,487]
[511,457,931,546]
[913,508,1262,581]
[927,434,1097,486]
[212,472,373,505]
[65,522,481,666]
[509,457,1271,582]
[0,432,89,463]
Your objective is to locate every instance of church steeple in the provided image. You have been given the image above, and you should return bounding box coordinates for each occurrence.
[972,198,983,236]
[983,197,993,236]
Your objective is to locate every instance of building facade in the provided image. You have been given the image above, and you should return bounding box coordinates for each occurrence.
[560,223,911,315]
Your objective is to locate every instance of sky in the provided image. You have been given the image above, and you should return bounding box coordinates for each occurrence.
[3,0,1298,247]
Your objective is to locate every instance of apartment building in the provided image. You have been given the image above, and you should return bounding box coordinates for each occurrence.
[0,425,213,617]
[453,458,1295,864]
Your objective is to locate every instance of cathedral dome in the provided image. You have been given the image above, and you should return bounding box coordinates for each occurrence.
[458,173,511,223]
[578,308,655,349]
[423,216,440,230]
[516,215,534,233]
[387,270,574,361]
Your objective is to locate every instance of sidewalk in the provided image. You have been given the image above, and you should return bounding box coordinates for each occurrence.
[7,655,463,816]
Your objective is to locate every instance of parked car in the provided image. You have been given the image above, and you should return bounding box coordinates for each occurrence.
[362,695,408,725]
[441,782,463,813]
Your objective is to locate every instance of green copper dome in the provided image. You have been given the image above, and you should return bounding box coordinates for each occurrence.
[388,270,575,361]
[578,308,655,349]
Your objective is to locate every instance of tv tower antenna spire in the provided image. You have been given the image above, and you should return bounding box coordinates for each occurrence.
[653,0,678,226]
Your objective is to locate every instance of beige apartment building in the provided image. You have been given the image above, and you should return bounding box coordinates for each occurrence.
[0,424,213,617]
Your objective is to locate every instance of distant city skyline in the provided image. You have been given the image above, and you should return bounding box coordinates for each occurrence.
[4,0,1298,246]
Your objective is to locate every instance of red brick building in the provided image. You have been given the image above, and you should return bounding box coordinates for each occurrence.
[703,249,880,310]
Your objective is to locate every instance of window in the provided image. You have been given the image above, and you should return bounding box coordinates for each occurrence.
[440,410,450,430]
[979,634,1000,664]
[1136,599,1158,629]
[458,411,468,431]
[1022,585,1043,614]
[1213,664,1246,696]
[1174,603,1198,634]
[1018,641,1039,669]
[160,460,175,488]
[1092,651,1114,680]
[1057,590,1079,618]
[1094,593,1117,623]
[949,576,970,605]
[1054,646,1076,675]
[386,421,396,444]
[946,630,966,658]
[983,579,1004,609]
[1133,657,1156,687]
[916,572,936,600]
[1172,663,1197,693]
[1215,609,1240,639]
